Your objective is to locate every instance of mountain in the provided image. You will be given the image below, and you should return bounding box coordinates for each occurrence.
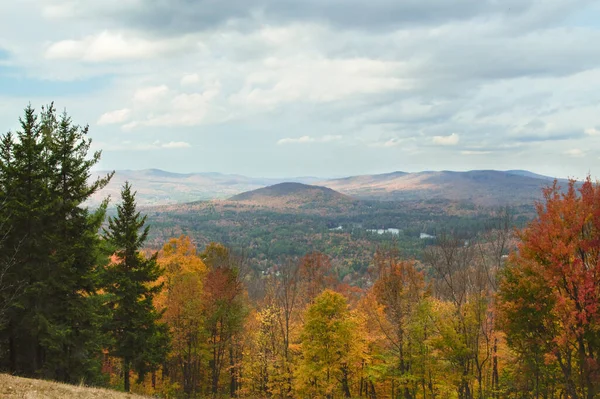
[88,169,321,207]
[229,182,356,209]
[88,168,570,208]
[320,170,566,207]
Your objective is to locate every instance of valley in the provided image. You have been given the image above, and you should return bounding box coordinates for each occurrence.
[139,177,536,286]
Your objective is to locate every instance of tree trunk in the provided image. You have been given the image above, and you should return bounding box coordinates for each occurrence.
[8,324,16,373]
[124,358,131,392]
[492,338,498,399]
[341,365,352,398]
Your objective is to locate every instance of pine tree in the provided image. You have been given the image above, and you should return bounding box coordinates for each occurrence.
[103,182,169,392]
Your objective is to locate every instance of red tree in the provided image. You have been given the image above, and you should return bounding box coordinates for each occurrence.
[498,177,600,399]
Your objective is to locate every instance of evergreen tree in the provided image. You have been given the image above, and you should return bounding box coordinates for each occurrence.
[0,104,113,383]
[41,106,113,383]
[103,182,169,392]
[1,105,53,376]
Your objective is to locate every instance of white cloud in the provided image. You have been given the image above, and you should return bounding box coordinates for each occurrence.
[45,31,194,62]
[277,135,343,145]
[565,148,585,157]
[133,85,169,104]
[124,83,223,129]
[97,108,131,125]
[180,73,201,86]
[585,127,600,136]
[462,150,492,155]
[230,57,408,108]
[432,133,460,146]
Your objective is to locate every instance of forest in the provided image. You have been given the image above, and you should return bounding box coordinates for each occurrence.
[0,106,599,399]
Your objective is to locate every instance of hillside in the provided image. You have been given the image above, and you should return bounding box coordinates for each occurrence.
[88,169,320,207]
[0,374,146,398]
[320,170,566,206]
[229,182,356,209]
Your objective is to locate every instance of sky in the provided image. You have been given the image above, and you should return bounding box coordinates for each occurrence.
[1,0,600,178]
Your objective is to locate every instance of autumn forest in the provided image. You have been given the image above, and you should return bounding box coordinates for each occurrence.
[0,105,599,399]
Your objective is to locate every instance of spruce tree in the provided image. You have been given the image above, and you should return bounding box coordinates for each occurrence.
[1,105,53,375]
[41,106,113,383]
[0,104,113,382]
[103,182,169,392]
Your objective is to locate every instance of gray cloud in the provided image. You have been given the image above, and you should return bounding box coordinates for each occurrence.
[53,0,581,34]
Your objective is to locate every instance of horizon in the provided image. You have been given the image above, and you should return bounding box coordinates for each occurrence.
[94,167,579,181]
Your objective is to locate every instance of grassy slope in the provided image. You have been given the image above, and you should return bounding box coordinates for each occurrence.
[0,374,147,399]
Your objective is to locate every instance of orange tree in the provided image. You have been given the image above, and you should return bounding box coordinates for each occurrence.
[498,178,600,399]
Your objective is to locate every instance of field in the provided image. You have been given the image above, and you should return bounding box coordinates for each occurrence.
[0,374,146,399]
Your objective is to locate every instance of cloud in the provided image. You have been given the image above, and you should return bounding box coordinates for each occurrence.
[162,141,192,149]
[97,108,131,125]
[180,73,201,86]
[45,31,195,62]
[461,150,492,155]
[432,133,459,146]
[368,137,412,148]
[230,57,407,108]
[133,85,169,104]
[103,140,192,151]
[277,135,343,145]
[565,148,585,157]
[123,83,223,129]
[69,0,560,35]
[3,0,600,178]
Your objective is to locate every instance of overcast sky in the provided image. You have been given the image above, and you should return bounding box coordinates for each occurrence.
[1,0,600,178]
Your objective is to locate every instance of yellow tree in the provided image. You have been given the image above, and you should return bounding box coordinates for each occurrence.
[296,290,366,399]
[157,236,207,396]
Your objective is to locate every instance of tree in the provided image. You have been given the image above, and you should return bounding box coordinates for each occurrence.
[157,235,207,396]
[298,252,333,303]
[201,242,248,397]
[103,182,169,392]
[296,290,365,399]
[369,250,431,399]
[0,104,112,383]
[498,178,600,399]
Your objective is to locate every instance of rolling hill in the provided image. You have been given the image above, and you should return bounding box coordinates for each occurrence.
[320,170,567,206]
[229,182,356,209]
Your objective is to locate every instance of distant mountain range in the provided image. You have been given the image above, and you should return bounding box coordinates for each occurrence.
[88,169,320,207]
[89,168,570,208]
[320,170,570,207]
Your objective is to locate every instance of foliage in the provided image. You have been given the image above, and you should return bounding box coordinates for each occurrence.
[498,178,600,399]
[103,182,169,392]
[0,104,112,384]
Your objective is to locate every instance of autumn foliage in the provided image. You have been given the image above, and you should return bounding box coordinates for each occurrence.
[498,177,600,399]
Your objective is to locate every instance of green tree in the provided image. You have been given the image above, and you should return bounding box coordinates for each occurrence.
[103,182,169,392]
[0,104,112,383]
[41,106,113,383]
